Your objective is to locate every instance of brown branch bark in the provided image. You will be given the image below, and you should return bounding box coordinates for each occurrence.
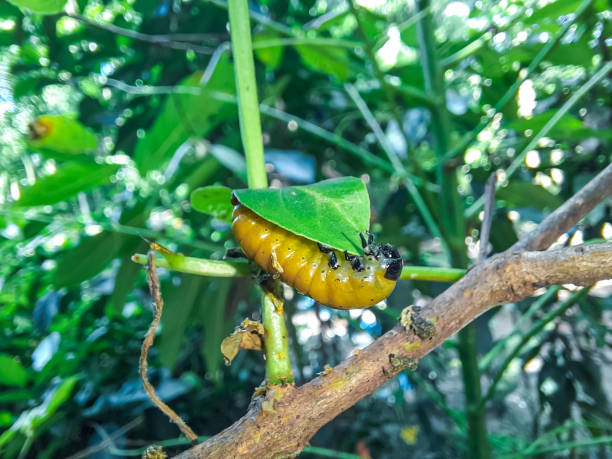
[175,165,612,459]
[512,162,612,251]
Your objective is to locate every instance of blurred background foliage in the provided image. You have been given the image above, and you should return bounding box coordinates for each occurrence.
[0,0,611,457]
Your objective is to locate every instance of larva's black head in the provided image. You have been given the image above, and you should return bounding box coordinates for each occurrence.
[383,252,403,280]
[360,232,403,281]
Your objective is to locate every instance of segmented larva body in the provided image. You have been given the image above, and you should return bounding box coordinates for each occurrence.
[232,203,402,309]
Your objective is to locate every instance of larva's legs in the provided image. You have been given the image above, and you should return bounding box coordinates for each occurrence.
[359,231,374,248]
[225,247,247,259]
[317,243,339,269]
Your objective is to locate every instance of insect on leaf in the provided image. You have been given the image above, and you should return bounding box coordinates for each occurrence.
[27,115,97,154]
[233,177,371,255]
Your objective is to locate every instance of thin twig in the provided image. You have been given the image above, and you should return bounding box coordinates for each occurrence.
[66,13,216,55]
[512,162,612,252]
[478,173,497,262]
[141,252,198,444]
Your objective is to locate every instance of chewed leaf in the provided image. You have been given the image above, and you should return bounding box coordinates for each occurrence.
[27,115,97,154]
[233,177,370,255]
[191,185,234,223]
[221,319,264,366]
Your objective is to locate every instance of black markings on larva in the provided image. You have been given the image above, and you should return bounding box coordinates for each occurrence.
[328,251,339,269]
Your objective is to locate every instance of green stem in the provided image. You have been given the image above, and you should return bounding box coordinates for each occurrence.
[372,7,430,50]
[480,288,590,407]
[466,60,612,218]
[262,288,294,385]
[260,102,438,191]
[349,0,430,174]
[416,1,488,457]
[505,61,612,179]
[416,0,464,262]
[131,253,251,277]
[501,435,612,458]
[401,265,465,282]
[2,209,220,252]
[457,323,491,459]
[228,0,267,189]
[228,0,293,386]
[252,37,361,49]
[344,83,405,174]
[132,253,463,283]
[439,8,526,69]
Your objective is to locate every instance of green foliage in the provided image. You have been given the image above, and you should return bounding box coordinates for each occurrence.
[0,355,27,387]
[7,0,66,14]
[16,161,120,207]
[295,45,351,81]
[134,55,237,175]
[233,177,371,254]
[53,231,123,288]
[27,115,97,155]
[0,377,78,455]
[190,185,234,223]
[507,111,612,140]
[1,0,610,457]
[496,182,562,211]
[253,34,285,69]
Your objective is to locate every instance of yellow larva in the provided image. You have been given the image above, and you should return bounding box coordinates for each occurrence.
[231,202,402,309]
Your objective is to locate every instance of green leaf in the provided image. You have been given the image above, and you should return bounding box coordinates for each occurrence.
[0,389,32,403]
[295,45,350,81]
[507,110,582,131]
[253,33,284,69]
[233,177,370,254]
[195,279,232,383]
[27,115,97,153]
[134,53,236,175]
[0,355,27,387]
[107,252,143,315]
[0,376,78,449]
[524,0,582,24]
[12,69,58,99]
[7,0,66,14]
[0,412,11,428]
[53,232,123,288]
[159,275,206,370]
[190,185,233,223]
[507,111,612,141]
[496,182,562,210]
[505,39,593,67]
[16,160,120,207]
